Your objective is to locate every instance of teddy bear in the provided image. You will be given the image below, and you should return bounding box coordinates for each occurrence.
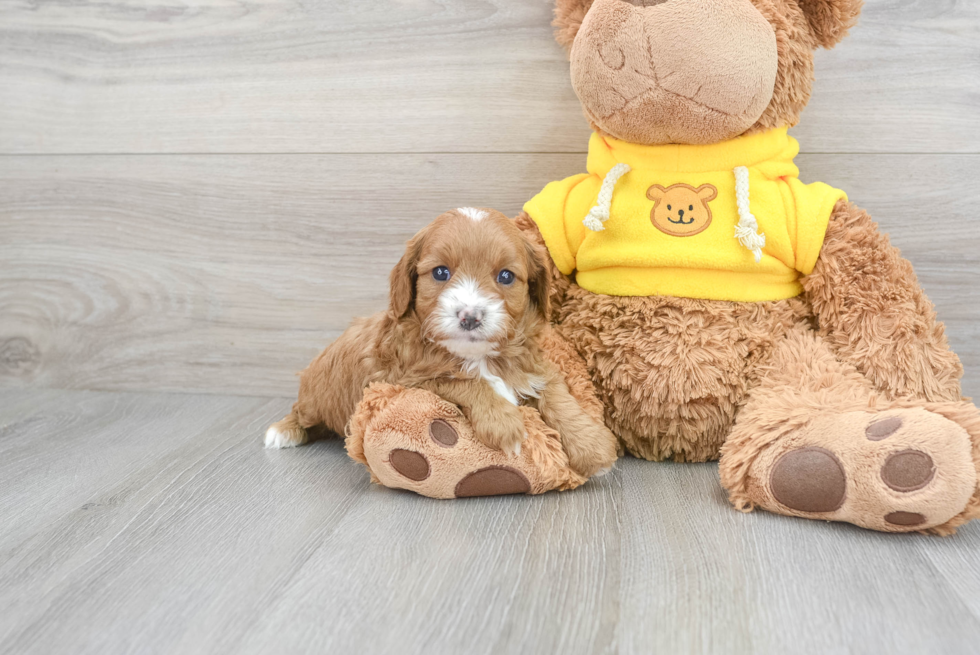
[346,0,980,535]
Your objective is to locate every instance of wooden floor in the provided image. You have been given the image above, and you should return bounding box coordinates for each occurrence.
[2,387,980,654]
[3,0,980,652]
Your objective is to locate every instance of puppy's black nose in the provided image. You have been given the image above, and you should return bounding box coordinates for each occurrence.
[458,307,484,331]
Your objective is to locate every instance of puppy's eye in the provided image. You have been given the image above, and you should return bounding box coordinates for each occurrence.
[497,269,515,285]
[432,266,451,282]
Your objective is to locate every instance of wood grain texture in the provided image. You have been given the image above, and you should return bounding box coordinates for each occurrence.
[1,388,980,655]
[0,0,977,155]
[2,152,978,398]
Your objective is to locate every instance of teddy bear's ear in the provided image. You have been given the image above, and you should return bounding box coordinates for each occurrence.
[795,0,864,49]
[553,0,595,53]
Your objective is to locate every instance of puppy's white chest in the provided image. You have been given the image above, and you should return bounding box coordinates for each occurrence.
[469,359,544,406]
[480,368,519,406]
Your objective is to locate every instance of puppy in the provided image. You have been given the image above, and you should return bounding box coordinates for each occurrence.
[265,207,618,477]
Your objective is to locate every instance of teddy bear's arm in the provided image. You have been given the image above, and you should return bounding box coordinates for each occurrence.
[802,199,964,403]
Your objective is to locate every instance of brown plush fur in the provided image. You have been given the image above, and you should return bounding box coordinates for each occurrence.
[797,0,863,48]
[536,0,980,534]
[743,0,820,137]
[717,324,980,535]
[516,198,980,532]
[553,0,593,52]
[805,200,964,403]
[522,208,811,462]
[268,208,617,478]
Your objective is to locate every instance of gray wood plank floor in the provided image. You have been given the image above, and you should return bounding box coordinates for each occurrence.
[2,388,980,655]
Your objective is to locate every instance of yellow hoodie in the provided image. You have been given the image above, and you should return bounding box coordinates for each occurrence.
[524,128,846,302]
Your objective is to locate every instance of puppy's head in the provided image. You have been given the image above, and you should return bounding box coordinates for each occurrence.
[388,207,550,361]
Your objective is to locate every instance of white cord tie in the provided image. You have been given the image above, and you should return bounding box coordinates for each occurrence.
[733,166,766,263]
[583,163,631,232]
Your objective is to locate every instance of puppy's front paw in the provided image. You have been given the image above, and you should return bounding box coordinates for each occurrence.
[500,430,529,458]
[566,423,619,478]
[471,406,527,458]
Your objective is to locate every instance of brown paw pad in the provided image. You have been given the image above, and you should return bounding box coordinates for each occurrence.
[884,511,927,527]
[455,466,531,498]
[881,449,935,492]
[389,449,430,481]
[429,419,458,447]
[770,447,846,513]
[866,416,903,441]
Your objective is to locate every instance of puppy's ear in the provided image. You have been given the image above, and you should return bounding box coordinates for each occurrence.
[523,236,552,321]
[554,0,595,54]
[388,229,426,319]
[795,0,863,49]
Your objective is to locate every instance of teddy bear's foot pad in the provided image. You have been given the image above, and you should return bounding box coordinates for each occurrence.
[769,447,846,513]
[749,407,976,532]
[388,449,431,481]
[346,385,586,499]
[455,466,532,497]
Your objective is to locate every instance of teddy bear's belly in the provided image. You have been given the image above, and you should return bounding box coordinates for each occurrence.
[557,286,810,462]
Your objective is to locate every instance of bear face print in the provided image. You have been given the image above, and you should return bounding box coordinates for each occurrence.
[647,184,718,237]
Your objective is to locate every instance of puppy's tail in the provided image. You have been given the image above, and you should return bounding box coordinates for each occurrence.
[264,412,309,449]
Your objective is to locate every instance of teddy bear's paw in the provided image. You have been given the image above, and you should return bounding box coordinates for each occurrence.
[749,407,977,532]
[348,386,584,499]
[385,419,532,498]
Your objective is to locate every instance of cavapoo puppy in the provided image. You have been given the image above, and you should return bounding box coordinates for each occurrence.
[265,207,617,477]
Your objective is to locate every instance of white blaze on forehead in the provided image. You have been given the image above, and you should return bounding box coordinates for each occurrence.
[457,207,488,222]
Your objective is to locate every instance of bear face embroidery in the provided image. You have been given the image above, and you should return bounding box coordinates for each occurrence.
[646,183,718,237]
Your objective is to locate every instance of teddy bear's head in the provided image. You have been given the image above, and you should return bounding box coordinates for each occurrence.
[554,0,862,145]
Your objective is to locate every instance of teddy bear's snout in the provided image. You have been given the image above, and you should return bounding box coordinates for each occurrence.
[571,0,779,144]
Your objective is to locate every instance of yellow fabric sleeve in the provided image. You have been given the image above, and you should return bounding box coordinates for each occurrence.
[523,174,592,276]
[788,179,848,275]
